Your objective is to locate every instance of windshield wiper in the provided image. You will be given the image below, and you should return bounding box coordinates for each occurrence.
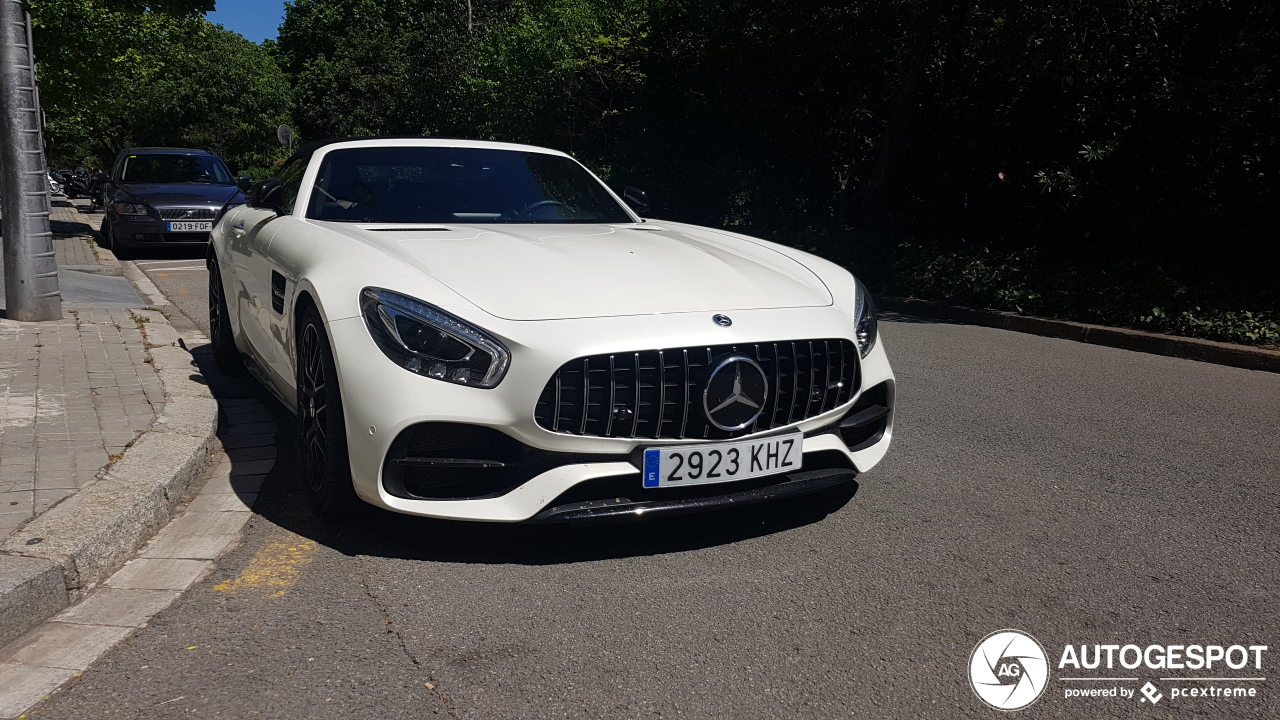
[314,185,358,209]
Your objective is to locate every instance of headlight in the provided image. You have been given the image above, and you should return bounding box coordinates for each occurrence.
[360,288,510,388]
[853,278,878,359]
[115,202,149,215]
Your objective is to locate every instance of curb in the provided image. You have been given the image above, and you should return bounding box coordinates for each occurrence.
[0,257,220,647]
[876,296,1280,374]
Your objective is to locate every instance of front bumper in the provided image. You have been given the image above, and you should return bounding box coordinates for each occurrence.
[326,305,895,522]
[109,216,211,246]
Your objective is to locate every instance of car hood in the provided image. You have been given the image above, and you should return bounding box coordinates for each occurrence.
[114,183,241,206]
[322,223,833,321]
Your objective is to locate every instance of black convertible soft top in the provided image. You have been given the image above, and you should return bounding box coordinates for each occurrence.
[289,136,475,161]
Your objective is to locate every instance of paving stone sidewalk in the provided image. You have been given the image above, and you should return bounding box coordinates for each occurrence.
[0,199,163,537]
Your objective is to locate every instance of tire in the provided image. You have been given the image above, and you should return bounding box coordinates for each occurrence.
[101,221,131,260]
[99,220,113,250]
[206,254,244,375]
[297,305,358,516]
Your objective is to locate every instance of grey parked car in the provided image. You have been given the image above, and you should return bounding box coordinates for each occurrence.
[99,147,249,258]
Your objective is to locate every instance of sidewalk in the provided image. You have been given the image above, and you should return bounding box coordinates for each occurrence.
[1,200,161,536]
[0,198,220,650]
[0,198,277,717]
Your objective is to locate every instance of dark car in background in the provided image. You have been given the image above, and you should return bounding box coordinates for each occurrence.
[99,148,249,258]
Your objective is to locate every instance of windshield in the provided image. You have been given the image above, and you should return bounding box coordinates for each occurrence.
[306,147,633,224]
[120,154,233,185]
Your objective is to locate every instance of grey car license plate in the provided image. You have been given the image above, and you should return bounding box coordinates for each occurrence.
[166,221,212,232]
[642,430,803,489]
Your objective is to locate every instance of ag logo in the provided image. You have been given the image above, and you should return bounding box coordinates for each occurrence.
[969,629,1050,711]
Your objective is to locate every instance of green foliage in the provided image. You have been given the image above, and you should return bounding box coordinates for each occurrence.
[465,0,648,163]
[31,0,1277,347]
[276,0,647,168]
[276,0,476,138]
[778,231,1280,347]
[32,0,290,171]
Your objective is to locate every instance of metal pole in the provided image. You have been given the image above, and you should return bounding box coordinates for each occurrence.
[1,0,60,321]
[26,12,43,149]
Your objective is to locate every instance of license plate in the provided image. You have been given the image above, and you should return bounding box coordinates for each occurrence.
[166,221,212,232]
[642,431,803,489]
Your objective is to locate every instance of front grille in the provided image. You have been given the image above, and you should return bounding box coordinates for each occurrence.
[534,339,859,441]
[158,207,216,220]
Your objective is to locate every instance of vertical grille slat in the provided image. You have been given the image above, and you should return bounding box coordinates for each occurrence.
[604,355,617,436]
[786,342,801,426]
[679,349,691,438]
[836,340,848,407]
[749,344,765,434]
[819,340,835,413]
[536,338,858,440]
[630,352,642,437]
[553,369,563,432]
[770,343,783,429]
[579,358,591,435]
[655,350,667,440]
[805,341,818,418]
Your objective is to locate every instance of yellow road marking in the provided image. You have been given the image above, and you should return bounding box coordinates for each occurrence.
[213,536,317,596]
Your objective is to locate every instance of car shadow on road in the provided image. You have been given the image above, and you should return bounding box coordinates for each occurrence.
[123,245,208,261]
[299,474,859,567]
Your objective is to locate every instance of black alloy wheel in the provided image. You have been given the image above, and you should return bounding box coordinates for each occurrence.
[206,254,244,374]
[297,305,357,515]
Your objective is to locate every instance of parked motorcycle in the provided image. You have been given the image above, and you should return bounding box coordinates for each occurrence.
[47,171,62,196]
[63,167,95,199]
[86,172,110,210]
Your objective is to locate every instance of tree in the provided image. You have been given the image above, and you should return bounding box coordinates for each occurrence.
[31,0,291,172]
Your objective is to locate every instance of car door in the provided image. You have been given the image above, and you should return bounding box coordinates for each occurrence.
[253,215,309,398]
[231,155,311,400]
[226,203,285,377]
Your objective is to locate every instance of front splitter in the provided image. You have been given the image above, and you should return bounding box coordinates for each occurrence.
[529,467,857,524]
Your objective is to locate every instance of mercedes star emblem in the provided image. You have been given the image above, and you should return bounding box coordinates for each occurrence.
[712,314,732,327]
[702,354,768,431]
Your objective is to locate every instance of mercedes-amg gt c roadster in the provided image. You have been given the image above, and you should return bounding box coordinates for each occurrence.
[208,138,895,522]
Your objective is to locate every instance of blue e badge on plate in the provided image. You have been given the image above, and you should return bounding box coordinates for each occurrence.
[643,448,661,488]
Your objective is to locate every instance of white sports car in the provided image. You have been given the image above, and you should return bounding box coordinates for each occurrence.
[208,138,894,522]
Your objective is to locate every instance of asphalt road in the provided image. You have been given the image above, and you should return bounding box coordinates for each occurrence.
[31,256,1279,719]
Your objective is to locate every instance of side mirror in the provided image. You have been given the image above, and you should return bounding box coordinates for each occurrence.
[236,175,253,191]
[623,186,650,215]
[93,172,110,182]
[247,178,284,214]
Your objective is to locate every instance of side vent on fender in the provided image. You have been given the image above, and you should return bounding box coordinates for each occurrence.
[270,271,286,314]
